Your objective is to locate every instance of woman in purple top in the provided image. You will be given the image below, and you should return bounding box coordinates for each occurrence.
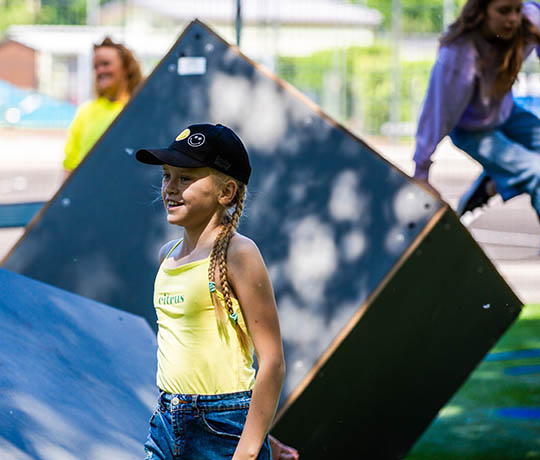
[413,0,540,227]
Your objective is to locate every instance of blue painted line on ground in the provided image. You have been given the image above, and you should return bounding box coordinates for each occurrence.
[495,408,540,420]
[485,349,540,362]
[503,365,540,376]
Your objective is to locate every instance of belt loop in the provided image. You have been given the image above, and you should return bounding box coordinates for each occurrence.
[192,394,199,413]
[159,391,165,409]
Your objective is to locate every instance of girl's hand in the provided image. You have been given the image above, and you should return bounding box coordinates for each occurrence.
[269,435,300,460]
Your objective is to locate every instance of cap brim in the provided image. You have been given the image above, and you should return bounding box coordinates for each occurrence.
[135,147,206,168]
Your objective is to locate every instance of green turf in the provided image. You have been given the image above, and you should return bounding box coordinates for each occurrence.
[406,304,540,460]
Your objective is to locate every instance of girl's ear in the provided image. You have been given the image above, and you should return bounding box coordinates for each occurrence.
[218,179,238,206]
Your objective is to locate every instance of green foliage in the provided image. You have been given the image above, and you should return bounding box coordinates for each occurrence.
[0,1,35,38]
[401,0,444,33]
[0,0,110,37]
[38,0,87,25]
[353,0,468,34]
[277,44,432,135]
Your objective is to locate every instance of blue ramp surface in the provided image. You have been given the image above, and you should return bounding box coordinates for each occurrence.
[0,269,158,460]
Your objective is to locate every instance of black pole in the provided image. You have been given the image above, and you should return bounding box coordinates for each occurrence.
[236,0,242,47]
[390,0,401,140]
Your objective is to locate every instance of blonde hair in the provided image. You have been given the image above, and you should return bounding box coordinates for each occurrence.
[207,172,251,353]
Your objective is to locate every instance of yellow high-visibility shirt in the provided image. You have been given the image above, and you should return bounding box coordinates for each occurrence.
[63,97,126,171]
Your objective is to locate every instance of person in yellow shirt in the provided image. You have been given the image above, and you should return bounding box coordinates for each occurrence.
[63,37,143,179]
[137,124,299,460]
[64,38,299,460]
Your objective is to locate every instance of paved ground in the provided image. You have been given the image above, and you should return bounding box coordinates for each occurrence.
[370,136,540,305]
[1,129,538,303]
[0,127,65,261]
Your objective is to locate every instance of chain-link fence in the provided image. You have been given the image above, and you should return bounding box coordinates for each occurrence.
[1,0,540,136]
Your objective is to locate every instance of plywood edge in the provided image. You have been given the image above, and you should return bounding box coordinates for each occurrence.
[273,205,449,425]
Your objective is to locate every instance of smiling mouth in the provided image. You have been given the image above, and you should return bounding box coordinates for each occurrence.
[97,75,112,83]
[166,200,184,209]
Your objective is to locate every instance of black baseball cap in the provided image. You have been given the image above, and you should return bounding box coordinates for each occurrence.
[136,123,251,184]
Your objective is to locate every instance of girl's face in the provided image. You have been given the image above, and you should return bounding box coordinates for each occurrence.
[161,165,223,228]
[482,0,523,40]
[93,46,127,98]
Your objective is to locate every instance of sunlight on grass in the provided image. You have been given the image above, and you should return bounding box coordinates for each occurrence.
[437,405,463,418]
[406,304,540,460]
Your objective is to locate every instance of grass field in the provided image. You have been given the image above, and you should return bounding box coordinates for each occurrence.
[406,304,540,460]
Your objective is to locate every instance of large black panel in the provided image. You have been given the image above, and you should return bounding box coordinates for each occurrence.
[0,268,157,459]
[272,208,522,458]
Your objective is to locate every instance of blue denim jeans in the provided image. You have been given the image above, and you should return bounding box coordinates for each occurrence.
[450,103,540,221]
[143,390,271,460]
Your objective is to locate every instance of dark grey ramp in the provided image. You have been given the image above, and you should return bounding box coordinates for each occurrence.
[1,20,443,333]
[0,268,157,460]
[1,21,522,457]
[271,208,522,458]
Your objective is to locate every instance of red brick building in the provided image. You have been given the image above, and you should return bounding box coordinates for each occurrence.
[0,40,36,89]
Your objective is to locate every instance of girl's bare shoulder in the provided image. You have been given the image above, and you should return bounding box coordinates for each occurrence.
[227,234,271,290]
[228,233,263,264]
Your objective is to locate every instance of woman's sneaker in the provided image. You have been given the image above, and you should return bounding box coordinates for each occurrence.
[457,172,498,226]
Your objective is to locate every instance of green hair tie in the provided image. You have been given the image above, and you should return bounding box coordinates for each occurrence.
[229,311,238,323]
[208,282,216,293]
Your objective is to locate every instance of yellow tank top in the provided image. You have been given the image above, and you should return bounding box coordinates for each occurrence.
[154,241,255,395]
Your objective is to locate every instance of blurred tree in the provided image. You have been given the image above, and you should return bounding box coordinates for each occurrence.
[38,0,87,25]
[0,0,110,37]
[0,1,35,37]
[278,45,432,135]
[353,0,466,33]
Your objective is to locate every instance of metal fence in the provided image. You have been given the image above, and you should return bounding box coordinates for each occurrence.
[2,0,540,135]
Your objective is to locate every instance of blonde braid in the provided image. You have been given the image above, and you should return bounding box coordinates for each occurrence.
[208,225,228,324]
[208,183,250,353]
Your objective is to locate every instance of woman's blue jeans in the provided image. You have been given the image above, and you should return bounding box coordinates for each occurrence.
[450,103,540,222]
[143,390,271,460]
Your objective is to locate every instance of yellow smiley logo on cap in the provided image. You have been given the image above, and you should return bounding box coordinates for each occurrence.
[176,128,190,141]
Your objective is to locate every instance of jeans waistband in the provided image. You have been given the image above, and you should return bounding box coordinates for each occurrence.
[159,389,252,411]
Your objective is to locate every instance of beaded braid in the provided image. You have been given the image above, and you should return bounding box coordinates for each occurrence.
[208,226,228,324]
[208,181,251,353]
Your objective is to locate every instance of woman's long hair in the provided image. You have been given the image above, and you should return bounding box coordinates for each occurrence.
[93,37,143,97]
[441,0,540,97]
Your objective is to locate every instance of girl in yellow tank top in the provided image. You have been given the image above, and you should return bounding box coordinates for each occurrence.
[136,124,298,460]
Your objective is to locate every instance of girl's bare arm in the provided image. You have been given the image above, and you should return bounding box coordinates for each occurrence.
[227,235,286,460]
